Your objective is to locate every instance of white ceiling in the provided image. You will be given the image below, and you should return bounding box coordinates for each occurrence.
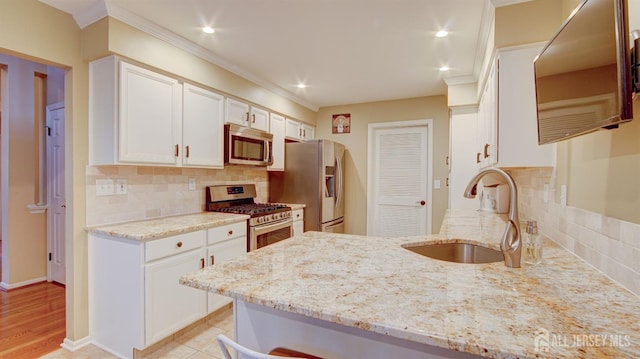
[40,0,522,110]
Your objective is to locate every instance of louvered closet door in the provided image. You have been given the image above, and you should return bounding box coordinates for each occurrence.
[371,126,429,236]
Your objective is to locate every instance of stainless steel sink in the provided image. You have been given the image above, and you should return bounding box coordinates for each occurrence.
[403,242,504,264]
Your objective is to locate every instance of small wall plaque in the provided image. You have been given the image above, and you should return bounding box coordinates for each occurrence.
[332,113,351,134]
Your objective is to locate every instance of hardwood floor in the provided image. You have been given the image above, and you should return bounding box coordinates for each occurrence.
[0,281,66,358]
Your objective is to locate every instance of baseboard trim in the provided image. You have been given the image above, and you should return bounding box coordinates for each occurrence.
[61,336,93,352]
[0,277,47,290]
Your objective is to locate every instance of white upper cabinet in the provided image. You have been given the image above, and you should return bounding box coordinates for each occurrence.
[301,123,315,140]
[476,58,498,169]
[476,44,556,169]
[225,98,269,132]
[250,107,269,132]
[119,61,183,165]
[285,118,315,141]
[182,83,225,168]
[89,56,226,168]
[90,57,183,166]
[269,113,286,171]
[225,98,251,127]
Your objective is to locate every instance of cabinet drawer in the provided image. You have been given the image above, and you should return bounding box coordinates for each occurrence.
[292,209,303,221]
[145,231,205,262]
[208,221,247,245]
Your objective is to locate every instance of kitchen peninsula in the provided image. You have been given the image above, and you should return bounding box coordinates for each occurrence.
[180,210,640,359]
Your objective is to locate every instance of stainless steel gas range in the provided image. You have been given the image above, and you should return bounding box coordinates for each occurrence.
[206,184,292,251]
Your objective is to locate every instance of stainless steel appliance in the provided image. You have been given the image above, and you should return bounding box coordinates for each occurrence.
[206,184,292,251]
[269,139,345,233]
[224,124,273,166]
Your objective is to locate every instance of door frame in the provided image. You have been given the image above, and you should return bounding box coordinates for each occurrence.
[366,119,433,236]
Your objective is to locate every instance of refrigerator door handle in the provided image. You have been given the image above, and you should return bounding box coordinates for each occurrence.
[335,155,343,208]
[325,218,344,229]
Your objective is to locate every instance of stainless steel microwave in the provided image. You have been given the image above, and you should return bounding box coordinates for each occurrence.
[224,124,273,166]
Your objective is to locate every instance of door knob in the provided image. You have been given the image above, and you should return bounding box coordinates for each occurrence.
[417,200,426,206]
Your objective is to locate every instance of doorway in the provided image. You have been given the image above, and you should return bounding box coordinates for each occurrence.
[366,119,433,236]
[0,53,66,355]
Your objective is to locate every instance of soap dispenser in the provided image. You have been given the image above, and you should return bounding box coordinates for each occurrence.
[524,220,542,265]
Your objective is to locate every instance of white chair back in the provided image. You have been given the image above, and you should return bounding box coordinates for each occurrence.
[216,334,306,359]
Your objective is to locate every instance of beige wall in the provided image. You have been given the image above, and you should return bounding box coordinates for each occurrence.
[316,96,449,235]
[0,54,48,285]
[555,99,640,224]
[495,0,563,48]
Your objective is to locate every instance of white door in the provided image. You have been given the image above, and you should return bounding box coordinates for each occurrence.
[46,104,65,284]
[367,120,432,236]
[182,83,224,168]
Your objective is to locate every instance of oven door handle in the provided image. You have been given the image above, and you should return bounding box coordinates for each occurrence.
[252,219,292,237]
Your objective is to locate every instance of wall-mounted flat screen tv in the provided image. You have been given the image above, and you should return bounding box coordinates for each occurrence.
[534,0,633,145]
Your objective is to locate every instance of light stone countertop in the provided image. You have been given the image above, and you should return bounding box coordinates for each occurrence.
[180,209,640,358]
[86,212,249,241]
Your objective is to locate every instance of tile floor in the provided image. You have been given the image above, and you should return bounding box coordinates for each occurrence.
[41,308,233,359]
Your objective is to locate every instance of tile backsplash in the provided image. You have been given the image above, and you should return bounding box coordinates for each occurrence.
[506,167,640,297]
[86,165,269,227]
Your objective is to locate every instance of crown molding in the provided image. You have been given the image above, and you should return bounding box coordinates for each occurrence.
[69,0,319,112]
[490,0,533,7]
[109,3,319,111]
[73,0,107,29]
[443,75,476,86]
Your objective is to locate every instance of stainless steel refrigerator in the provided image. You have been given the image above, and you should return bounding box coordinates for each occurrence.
[269,139,345,233]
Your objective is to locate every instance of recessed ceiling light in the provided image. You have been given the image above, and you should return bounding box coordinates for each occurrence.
[439,66,450,72]
[435,30,449,38]
[297,83,307,89]
[202,26,215,34]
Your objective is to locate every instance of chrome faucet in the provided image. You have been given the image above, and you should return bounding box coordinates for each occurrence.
[463,168,521,268]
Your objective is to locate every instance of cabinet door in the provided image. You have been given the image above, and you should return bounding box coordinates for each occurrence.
[206,237,246,313]
[226,98,250,126]
[292,209,304,236]
[269,113,286,171]
[250,107,270,132]
[119,61,182,165]
[476,58,498,169]
[301,124,315,140]
[285,118,301,140]
[182,84,225,168]
[145,248,206,345]
[293,220,304,236]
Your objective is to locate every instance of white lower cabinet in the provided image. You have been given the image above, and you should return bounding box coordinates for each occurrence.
[206,222,247,313]
[89,221,246,358]
[145,247,206,344]
[292,209,304,236]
